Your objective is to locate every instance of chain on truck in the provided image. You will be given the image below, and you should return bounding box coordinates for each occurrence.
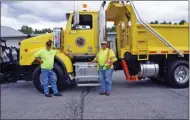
[0,1,189,93]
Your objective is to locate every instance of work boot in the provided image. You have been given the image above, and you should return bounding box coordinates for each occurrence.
[45,94,52,97]
[105,92,111,96]
[100,92,106,95]
[54,93,62,96]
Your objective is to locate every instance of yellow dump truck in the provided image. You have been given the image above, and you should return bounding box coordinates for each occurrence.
[9,1,189,92]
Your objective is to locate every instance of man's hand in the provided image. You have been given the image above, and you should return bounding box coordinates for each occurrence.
[88,60,97,64]
[107,61,114,68]
[107,64,112,68]
[39,60,43,64]
[36,58,43,64]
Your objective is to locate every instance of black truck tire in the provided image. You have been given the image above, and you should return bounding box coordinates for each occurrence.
[32,63,67,93]
[168,60,189,88]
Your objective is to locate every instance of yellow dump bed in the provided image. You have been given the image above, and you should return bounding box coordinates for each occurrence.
[136,23,189,55]
[106,2,189,59]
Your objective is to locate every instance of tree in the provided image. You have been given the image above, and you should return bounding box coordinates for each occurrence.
[179,20,186,25]
[110,25,116,32]
[33,28,53,34]
[34,29,40,34]
[107,25,116,32]
[168,22,172,24]
[161,21,167,24]
[19,25,33,34]
[41,28,53,33]
[18,25,54,34]
[154,20,159,24]
[149,20,159,24]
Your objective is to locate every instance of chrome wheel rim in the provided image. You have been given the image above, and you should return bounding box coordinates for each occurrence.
[174,66,189,84]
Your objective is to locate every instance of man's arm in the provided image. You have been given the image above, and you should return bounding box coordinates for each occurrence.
[89,52,99,64]
[92,55,98,63]
[107,49,117,68]
[34,50,43,64]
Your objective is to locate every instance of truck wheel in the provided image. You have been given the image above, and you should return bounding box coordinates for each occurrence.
[32,63,67,93]
[168,60,189,88]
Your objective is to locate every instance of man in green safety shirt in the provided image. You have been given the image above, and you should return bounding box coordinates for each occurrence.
[89,41,117,96]
[34,40,62,97]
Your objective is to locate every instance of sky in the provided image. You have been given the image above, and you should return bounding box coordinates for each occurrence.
[1,1,188,30]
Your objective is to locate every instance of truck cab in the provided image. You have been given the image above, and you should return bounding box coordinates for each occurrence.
[64,11,99,57]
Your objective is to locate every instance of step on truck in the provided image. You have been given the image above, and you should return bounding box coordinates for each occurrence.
[1,1,189,93]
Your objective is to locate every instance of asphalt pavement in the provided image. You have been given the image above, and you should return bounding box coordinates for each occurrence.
[1,71,189,119]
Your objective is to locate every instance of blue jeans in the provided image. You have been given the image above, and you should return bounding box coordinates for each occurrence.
[98,66,114,93]
[41,68,58,94]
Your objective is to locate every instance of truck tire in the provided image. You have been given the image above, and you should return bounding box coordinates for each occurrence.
[168,60,189,88]
[32,63,67,93]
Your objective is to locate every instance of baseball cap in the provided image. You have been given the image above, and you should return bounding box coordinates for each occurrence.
[101,41,108,44]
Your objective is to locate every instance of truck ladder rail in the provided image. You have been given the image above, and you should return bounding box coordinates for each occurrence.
[129,1,184,57]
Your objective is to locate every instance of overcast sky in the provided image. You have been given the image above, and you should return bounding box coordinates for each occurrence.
[1,1,188,30]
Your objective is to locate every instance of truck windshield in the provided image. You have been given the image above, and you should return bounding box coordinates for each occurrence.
[71,14,93,30]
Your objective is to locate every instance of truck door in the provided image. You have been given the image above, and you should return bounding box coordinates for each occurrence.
[65,14,95,55]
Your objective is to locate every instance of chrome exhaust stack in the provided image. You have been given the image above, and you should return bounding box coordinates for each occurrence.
[98,1,106,49]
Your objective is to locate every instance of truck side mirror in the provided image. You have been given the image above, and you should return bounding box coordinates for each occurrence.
[73,11,80,29]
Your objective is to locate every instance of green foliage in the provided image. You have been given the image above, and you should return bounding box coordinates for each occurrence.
[18,25,33,34]
[34,28,53,34]
[150,20,186,25]
[179,20,186,25]
[18,25,53,34]
[107,25,116,32]
[160,21,167,24]
[150,20,159,24]
[154,20,159,24]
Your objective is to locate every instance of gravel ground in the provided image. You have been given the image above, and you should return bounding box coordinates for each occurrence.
[1,71,189,119]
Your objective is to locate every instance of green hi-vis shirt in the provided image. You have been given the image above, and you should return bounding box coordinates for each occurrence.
[34,49,59,70]
[94,48,117,70]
